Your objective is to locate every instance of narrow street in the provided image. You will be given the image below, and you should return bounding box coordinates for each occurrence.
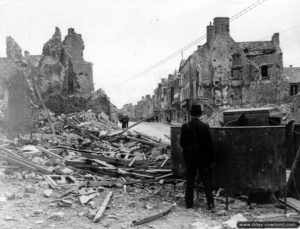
[128,122,171,144]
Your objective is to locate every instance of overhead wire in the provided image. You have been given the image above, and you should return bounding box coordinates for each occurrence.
[258,24,300,40]
[124,0,267,83]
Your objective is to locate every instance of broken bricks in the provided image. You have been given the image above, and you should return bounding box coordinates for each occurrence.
[43,189,53,198]
[0,109,175,225]
[79,193,97,205]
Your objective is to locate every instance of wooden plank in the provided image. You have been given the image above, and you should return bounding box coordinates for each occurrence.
[145,169,172,173]
[58,185,82,199]
[37,145,63,159]
[132,205,174,226]
[0,147,22,158]
[128,156,138,167]
[0,138,15,144]
[93,191,113,223]
[280,198,300,212]
[154,173,173,180]
[124,171,154,179]
[92,159,116,169]
[88,179,156,187]
[0,165,20,169]
[0,154,37,171]
[80,151,147,166]
[126,136,165,147]
[33,81,55,134]
[0,153,50,174]
[164,135,171,140]
[0,143,12,148]
[287,198,300,212]
[133,130,161,143]
[66,120,100,141]
[161,158,169,168]
[255,212,299,220]
[55,146,109,154]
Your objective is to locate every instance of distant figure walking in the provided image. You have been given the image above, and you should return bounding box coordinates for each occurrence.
[118,115,126,129]
[124,115,129,128]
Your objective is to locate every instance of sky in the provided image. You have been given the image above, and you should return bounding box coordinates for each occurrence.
[0,0,300,108]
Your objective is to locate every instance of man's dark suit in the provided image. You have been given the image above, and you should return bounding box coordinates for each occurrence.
[180,117,215,208]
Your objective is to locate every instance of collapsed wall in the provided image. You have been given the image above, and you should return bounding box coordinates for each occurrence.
[39,27,112,116]
[1,37,39,137]
[0,27,113,137]
[46,89,111,115]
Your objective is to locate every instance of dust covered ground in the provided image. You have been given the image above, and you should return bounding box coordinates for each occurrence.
[0,121,299,229]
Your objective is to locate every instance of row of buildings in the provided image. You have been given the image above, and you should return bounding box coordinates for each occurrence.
[125,17,299,123]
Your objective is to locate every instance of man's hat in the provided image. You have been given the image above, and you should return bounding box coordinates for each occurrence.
[190,104,202,117]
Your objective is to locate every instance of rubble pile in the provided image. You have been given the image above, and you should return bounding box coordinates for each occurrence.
[0,109,174,225]
[201,102,295,127]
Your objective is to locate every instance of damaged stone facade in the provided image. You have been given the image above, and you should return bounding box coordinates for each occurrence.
[283,65,300,96]
[180,17,288,112]
[134,95,154,120]
[39,27,98,114]
[0,27,112,137]
[0,37,40,136]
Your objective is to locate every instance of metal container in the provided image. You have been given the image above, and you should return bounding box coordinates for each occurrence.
[171,124,287,193]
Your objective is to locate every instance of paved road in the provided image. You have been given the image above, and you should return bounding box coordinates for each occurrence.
[128,122,171,144]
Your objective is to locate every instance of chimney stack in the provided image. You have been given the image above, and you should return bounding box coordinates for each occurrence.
[206,22,214,46]
[213,17,230,37]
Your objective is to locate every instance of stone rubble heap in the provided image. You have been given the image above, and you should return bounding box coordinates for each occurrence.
[0,109,175,224]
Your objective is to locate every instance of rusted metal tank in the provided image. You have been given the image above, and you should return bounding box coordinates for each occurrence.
[171,124,289,194]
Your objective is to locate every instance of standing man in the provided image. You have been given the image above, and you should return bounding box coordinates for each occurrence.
[124,115,129,128]
[180,104,215,209]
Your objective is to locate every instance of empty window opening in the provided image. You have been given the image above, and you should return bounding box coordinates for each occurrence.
[261,65,269,79]
[291,85,298,96]
[232,54,241,66]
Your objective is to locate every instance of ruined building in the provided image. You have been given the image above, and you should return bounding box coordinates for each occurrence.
[0,27,112,137]
[0,37,40,136]
[179,17,289,117]
[119,103,136,120]
[133,95,154,120]
[283,65,300,96]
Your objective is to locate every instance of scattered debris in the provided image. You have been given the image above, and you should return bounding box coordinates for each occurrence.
[0,196,8,203]
[48,212,65,221]
[216,209,227,216]
[4,215,17,221]
[93,191,113,223]
[279,197,300,212]
[189,221,211,229]
[43,189,53,198]
[80,193,97,205]
[131,205,175,226]
[25,185,36,194]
